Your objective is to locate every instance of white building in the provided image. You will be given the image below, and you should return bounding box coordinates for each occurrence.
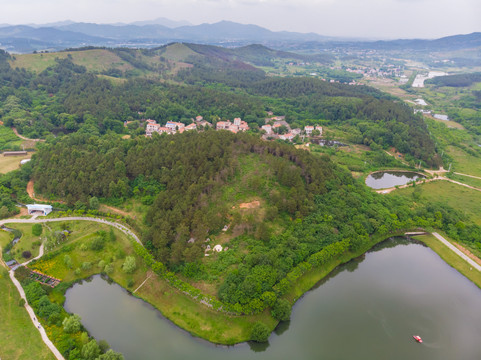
[27,204,53,216]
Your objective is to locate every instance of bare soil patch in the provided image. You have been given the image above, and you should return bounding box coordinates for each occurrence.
[238,200,260,209]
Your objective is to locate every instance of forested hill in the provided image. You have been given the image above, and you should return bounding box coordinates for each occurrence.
[0,47,438,166]
[32,131,341,264]
[250,78,440,167]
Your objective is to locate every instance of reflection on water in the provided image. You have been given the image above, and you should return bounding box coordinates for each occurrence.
[366,171,425,189]
[64,237,481,360]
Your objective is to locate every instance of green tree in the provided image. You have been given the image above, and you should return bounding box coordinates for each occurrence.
[271,298,292,321]
[89,196,100,210]
[97,349,125,360]
[32,223,43,236]
[63,314,82,333]
[250,322,270,342]
[81,339,101,360]
[64,255,73,269]
[122,256,136,274]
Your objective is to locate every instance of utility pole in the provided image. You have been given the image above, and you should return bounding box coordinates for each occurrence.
[448,163,452,172]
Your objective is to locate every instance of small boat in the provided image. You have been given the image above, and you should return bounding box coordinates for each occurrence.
[413,335,423,343]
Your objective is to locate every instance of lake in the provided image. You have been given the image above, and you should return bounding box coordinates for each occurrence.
[64,237,481,360]
[365,171,424,189]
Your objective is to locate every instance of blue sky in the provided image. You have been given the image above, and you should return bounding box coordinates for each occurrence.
[1,0,479,39]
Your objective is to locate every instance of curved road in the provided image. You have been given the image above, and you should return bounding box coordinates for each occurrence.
[1,216,142,360]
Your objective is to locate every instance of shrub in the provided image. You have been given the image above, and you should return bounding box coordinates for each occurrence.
[250,322,270,342]
[22,250,32,259]
[90,237,105,251]
[32,224,42,236]
[271,299,291,321]
[63,314,81,333]
[18,298,25,307]
[122,256,136,274]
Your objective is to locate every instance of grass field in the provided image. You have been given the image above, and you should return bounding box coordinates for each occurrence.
[447,146,481,177]
[29,221,144,285]
[10,49,134,73]
[0,231,55,360]
[0,153,32,174]
[393,180,481,226]
[5,223,43,263]
[414,234,481,289]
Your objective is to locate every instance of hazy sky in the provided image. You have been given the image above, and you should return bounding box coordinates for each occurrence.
[1,0,480,39]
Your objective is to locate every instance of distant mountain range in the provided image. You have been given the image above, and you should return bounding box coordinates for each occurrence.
[0,19,479,54]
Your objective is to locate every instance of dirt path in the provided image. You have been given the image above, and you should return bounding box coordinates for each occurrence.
[101,205,131,218]
[12,128,45,142]
[27,180,64,204]
[454,172,481,181]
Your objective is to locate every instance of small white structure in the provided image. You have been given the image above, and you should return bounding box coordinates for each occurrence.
[20,159,31,165]
[26,204,52,216]
[213,245,223,252]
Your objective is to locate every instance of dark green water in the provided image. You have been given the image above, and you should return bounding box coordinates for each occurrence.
[365,171,424,189]
[64,237,481,360]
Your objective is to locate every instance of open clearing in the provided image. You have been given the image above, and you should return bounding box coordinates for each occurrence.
[393,180,481,227]
[0,153,32,174]
[10,49,134,73]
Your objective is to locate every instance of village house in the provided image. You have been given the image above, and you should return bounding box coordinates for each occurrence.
[165,121,185,132]
[261,124,272,134]
[184,123,197,131]
[145,121,161,136]
[279,133,295,141]
[304,125,314,135]
[216,118,249,133]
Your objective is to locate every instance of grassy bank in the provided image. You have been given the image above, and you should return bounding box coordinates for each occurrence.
[284,232,403,304]
[414,234,481,289]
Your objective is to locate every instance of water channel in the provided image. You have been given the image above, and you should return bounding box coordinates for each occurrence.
[365,171,425,189]
[64,237,481,360]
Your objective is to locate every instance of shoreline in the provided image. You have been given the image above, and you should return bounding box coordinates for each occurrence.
[7,216,481,348]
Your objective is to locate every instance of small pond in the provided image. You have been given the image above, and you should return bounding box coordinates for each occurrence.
[64,237,481,360]
[365,171,425,189]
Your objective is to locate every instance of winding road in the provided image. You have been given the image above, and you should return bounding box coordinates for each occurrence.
[1,216,141,360]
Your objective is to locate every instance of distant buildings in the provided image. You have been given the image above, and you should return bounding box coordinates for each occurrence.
[216,118,250,133]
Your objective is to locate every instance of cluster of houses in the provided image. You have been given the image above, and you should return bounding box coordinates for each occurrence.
[145,116,251,137]
[145,113,323,143]
[261,113,322,142]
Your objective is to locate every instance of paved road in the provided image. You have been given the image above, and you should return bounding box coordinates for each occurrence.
[1,216,142,360]
[8,269,65,360]
[432,232,481,272]
[0,217,141,245]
